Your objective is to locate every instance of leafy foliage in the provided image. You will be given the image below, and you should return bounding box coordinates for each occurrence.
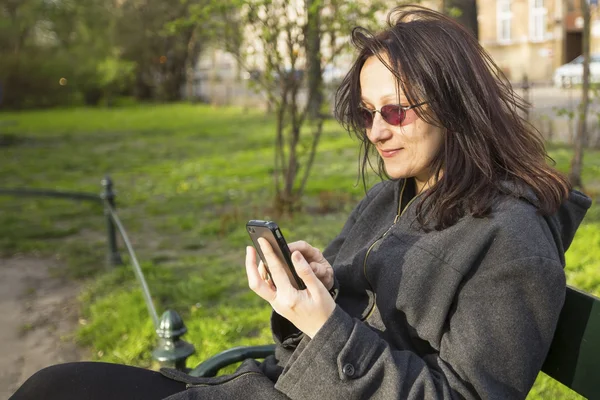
[0,0,220,108]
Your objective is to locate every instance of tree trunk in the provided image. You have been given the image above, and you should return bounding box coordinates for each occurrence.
[305,0,323,120]
[134,69,153,101]
[453,0,479,39]
[443,0,479,39]
[186,30,198,102]
[569,0,589,190]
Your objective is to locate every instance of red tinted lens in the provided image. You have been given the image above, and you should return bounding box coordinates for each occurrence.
[359,108,374,128]
[380,105,405,125]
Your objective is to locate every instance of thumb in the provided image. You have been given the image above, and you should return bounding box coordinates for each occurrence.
[292,251,322,289]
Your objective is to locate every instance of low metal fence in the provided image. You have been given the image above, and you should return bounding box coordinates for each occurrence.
[0,177,196,369]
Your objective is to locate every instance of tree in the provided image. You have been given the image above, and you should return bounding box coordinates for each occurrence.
[116,0,202,102]
[233,0,386,213]
[58,0,129,105]
[451,0,478,39]
[165,0,244,102]
[569,0,590,190]
[0,0,92,107]
[0,0,228,107]
[440,0,478,38]
[0,0,135,108]
[304,0,322,120]
[175,0,428,213]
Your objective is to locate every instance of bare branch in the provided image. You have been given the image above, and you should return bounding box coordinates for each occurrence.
[297,120,324,198]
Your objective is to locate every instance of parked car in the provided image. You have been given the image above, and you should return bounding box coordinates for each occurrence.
[553,54,600,88]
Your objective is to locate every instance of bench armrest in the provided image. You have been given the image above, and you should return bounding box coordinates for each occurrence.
[188,344,276,377]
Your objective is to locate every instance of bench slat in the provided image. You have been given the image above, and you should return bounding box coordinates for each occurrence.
[541,286,600,398]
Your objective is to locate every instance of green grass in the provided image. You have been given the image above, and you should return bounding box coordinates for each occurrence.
[1,104,598,397]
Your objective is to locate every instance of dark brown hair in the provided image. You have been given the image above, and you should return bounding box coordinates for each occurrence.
[335,5,571,230]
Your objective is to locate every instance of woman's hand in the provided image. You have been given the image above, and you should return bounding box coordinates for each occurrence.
[246,238,336,339]
[287,241,334,291]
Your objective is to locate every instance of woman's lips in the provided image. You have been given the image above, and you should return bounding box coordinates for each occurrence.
[380,148,403,158]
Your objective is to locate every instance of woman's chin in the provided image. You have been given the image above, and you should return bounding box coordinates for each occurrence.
[384,167,410,180]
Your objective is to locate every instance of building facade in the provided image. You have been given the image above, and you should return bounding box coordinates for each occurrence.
[477,0,600,82]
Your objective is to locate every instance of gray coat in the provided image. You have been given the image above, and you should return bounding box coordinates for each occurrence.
[161,179,591,399]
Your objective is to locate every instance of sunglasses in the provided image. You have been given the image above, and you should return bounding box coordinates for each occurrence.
[358,101,428,129]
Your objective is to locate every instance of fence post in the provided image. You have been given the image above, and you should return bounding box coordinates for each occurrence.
[152,310,196,371]
[101,176,123,267]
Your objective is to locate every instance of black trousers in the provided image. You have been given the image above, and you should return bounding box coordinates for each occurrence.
[9,362,187,400]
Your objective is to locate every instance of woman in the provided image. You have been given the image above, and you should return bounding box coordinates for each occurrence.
[11,5,591,400]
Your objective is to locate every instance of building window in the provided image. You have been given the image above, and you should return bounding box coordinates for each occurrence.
[497,0,512,43]
[530,0,547,42]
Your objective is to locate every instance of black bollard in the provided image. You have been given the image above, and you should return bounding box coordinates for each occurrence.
[152,310,196,371]
[101,176,123,267]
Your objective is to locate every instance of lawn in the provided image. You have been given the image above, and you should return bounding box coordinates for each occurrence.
[1,103,598,399]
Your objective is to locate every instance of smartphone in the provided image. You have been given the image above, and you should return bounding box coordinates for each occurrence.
[246,220,306,290]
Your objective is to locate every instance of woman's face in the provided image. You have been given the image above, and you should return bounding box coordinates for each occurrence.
[359,55,444,191]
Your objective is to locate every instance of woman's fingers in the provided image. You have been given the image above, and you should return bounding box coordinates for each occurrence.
[255,238,328,297]
[309,260,326,277]
[290,251,328,296]
[258,261,276,290]
[287,241,332,288]
[257,260,268,281]
[288,241,322,261]
[245,246,276,302]
[247,242,335,339]
[257,238,296,292]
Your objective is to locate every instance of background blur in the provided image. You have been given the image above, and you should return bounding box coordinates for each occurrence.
[1,0,599,110]
[1,1,599,399]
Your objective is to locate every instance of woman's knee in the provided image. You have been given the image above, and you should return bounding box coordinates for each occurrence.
[11,361,187,400]
[10,362,86,399]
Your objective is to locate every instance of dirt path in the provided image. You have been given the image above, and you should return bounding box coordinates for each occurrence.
[0,256,86,398]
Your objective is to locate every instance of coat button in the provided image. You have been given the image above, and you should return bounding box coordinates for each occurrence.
[342,363,355,377]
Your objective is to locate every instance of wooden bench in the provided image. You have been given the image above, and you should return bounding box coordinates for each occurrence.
[189,286,600,398]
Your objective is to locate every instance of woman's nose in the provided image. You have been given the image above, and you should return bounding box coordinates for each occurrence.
[367,112,393,143]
